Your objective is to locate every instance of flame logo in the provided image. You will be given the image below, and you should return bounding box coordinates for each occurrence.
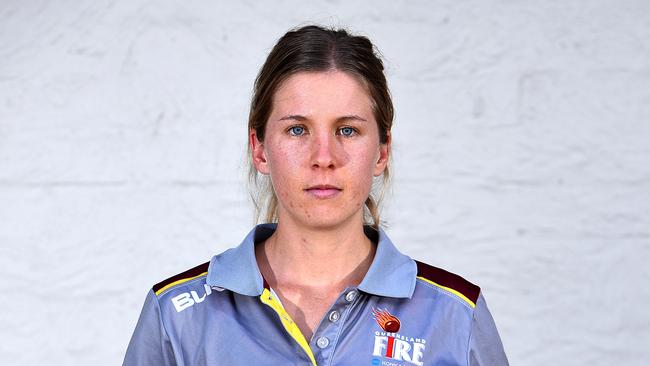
[372,308,401,333]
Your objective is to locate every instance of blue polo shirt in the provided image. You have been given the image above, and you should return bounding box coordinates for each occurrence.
[123,224,508,365]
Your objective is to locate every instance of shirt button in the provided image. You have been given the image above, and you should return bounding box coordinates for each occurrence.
[316,336,330,349]
[345,290,358,302]
[328,310,340,323]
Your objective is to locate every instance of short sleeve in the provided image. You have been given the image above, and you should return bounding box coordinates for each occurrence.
[468,292,509,366]
[123,289,177,366]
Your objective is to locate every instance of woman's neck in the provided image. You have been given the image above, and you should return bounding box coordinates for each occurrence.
[256,218,376,289]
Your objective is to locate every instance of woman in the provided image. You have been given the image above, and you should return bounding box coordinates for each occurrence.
[124,25,508,366]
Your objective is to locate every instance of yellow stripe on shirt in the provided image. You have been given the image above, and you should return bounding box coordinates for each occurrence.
[417,276,476,308]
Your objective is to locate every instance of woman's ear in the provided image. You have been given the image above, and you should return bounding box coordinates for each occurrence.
[250,129,270,175]
[373,132,391,177]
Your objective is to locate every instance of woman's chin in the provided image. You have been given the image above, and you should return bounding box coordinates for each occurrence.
[283,208,363,231]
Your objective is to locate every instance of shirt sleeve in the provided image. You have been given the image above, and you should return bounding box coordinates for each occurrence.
[468,292,509,366]
[123,288,177,366]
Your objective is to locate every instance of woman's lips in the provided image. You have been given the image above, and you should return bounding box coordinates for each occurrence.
[305,186,342,199]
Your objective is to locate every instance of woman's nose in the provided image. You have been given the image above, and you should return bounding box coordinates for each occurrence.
[311,131,341,169]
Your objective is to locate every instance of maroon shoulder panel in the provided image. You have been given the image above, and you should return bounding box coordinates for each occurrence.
[415,260,480,305]
[152,261,210,293]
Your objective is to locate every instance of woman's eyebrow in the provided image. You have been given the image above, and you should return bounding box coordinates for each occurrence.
[278,114,368,122]
[337,115,368,123]
[278,114,308,121]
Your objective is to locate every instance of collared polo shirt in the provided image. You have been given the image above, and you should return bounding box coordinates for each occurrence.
[123,224,508,366]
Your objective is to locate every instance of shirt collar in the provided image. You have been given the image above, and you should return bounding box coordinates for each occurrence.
[206,223,416,299]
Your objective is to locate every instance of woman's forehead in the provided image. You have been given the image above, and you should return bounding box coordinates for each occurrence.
[271,71,374,118]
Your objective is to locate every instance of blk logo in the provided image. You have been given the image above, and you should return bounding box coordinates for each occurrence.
[171,284,214,312]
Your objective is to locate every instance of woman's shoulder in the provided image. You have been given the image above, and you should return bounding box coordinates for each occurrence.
[411,259,481,309]
[151,261,211,297]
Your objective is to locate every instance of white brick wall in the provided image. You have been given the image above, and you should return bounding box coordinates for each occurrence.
[1,1,648,365]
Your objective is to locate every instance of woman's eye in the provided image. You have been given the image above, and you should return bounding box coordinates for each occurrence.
[288,126,305,136]
[339,127,356,137]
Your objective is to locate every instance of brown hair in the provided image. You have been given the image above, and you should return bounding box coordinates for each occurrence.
[247,24,394,229]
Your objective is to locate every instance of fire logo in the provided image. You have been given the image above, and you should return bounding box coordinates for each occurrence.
[371,308,426,365]
[372,308,401,333]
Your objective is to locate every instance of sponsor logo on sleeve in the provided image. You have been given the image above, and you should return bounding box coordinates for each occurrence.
[171,284,217,312]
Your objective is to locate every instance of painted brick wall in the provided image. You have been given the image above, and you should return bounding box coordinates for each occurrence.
[1,1,648,365]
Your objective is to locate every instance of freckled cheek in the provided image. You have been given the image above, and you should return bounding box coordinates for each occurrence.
[347,153,376,206]
[272,178,304,214]
[267,146,307,211]
[268,144,306,169]
[352,150,379,180]
[348,174,373,204]
[348,165,372,199]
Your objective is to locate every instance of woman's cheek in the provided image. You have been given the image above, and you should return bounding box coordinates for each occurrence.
[273,140,304,166]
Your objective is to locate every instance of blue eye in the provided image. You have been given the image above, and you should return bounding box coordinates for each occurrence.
[339,127,356,137]
[288,126,305,136]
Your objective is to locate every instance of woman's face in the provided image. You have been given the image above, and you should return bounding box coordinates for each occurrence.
[251,70,390,230]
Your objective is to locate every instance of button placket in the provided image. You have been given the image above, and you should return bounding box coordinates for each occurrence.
[312,289,360,366]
